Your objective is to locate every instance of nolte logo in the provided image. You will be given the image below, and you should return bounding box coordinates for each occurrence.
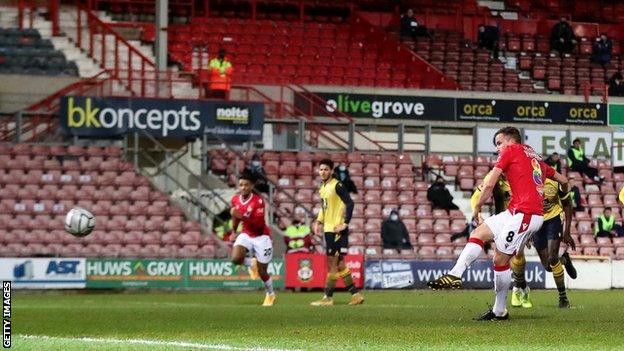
[216,106,250,124]
[3,281,10,349]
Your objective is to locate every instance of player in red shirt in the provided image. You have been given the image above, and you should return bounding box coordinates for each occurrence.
[230,172,276,306]
[428,127,568,320]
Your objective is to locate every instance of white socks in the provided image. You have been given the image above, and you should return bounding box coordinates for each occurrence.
[493,266,512,316]
[449,239,484,278]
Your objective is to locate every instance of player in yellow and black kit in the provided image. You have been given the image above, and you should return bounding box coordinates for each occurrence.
[451,171,511,244]
[310,159,364,306]
[510,177,577,309]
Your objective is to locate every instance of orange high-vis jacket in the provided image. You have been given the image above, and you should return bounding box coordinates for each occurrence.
[208,57,233,91]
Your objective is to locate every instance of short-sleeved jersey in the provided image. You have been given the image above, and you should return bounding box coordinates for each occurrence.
[494,143,556,215]
[317,178,346,233]
[231,193,270,238]
[471,171,511,214]
[542,178,563,221]
[619,186,624,205]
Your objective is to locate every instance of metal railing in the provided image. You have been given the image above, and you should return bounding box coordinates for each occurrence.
[74,4,156,94]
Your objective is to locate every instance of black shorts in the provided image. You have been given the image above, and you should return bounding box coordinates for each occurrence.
[533,216,562,251]
[324,230,349,256]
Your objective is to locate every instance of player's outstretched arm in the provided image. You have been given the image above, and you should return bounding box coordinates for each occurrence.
[474,167,502,221]
[550,171,569,194]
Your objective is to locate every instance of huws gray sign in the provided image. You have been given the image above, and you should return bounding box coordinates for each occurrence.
[60,96,264,141]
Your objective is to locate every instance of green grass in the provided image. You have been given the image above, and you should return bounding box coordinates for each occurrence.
[10,290,624,350]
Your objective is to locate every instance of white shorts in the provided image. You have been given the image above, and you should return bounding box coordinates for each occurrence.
[233,233,273,264]
[484,210,544,255]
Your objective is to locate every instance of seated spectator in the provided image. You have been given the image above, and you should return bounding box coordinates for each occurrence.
[477,24,499,58]
[381,209,412,252]
[591,34,613,67]
[427,176,459,210]
[400,8,432,42]
[594,207,624,237]
[334,163,357,194]
[608,72,624,97]
[567,138,604,183]
[550,17,577,55]
[545,152,562,173]
[569,180,584,212]
[244,154,269,193]
[284,219,314,253]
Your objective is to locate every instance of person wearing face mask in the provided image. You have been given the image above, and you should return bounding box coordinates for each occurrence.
[334,163,358,194]
[381,210,412,252]
[427,176,459,210]
[244,154,269,193]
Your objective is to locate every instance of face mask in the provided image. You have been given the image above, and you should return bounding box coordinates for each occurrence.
[252,161,260,167]
[390,214,398,221]
[339,165,347,171]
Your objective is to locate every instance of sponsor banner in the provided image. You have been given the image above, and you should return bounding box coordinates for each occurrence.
[186,259,284,289]
[609,103,624,125]
[479,128,618,162]
[364,260,546,289]
[523,129,568,156]
[293,92,455,120]
[284,253,364,288]
[0,258,86,289]
[294,92,607,125]
[476,127,498,154]
[60,96,264,141]
[85,259,284,289]
[612,132,624,167]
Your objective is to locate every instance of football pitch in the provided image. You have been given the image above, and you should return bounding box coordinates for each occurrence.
[9,289,624,350]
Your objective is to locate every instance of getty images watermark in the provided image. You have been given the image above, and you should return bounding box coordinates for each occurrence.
[3,281,10,348]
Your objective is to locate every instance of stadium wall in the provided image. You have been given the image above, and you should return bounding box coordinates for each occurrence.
[2,257,621,290]
[0,74,79,112]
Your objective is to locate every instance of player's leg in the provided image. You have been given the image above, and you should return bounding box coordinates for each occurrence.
[231,234,253,267]
[337,257,364,305]
[428,218,496,290]
[475,248,513,321]
[252,235,275,306]
[547,231,571,308]
[476,213,543,320]
[510,251,529,308]
[311,233,338,306]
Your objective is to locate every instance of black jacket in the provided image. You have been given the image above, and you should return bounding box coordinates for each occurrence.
[381,213,411,249]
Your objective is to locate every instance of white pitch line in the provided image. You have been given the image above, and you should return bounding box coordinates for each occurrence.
[18,334,303,351]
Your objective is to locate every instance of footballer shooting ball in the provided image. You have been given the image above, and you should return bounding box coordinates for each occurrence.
[65,207,96,237]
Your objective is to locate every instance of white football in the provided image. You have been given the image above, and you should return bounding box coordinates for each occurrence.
[65,207,96,237]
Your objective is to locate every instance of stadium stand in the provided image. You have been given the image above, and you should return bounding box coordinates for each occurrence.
[168,19,414,88]
[208,148,624,260]
[0,143,217,258]
[0,28,78,76]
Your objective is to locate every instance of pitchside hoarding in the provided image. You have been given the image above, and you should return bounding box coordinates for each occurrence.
[294,92,607,125]
[85,258,284,289]
[364,260,546,289]
[0,258,86,289]
[60,96,264,141]
[284,253,364,289]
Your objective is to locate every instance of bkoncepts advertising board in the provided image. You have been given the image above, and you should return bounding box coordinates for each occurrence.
[364,260,546,289]
[0,258,86,289]
[60,96,264,141]
[294,92,607,125]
